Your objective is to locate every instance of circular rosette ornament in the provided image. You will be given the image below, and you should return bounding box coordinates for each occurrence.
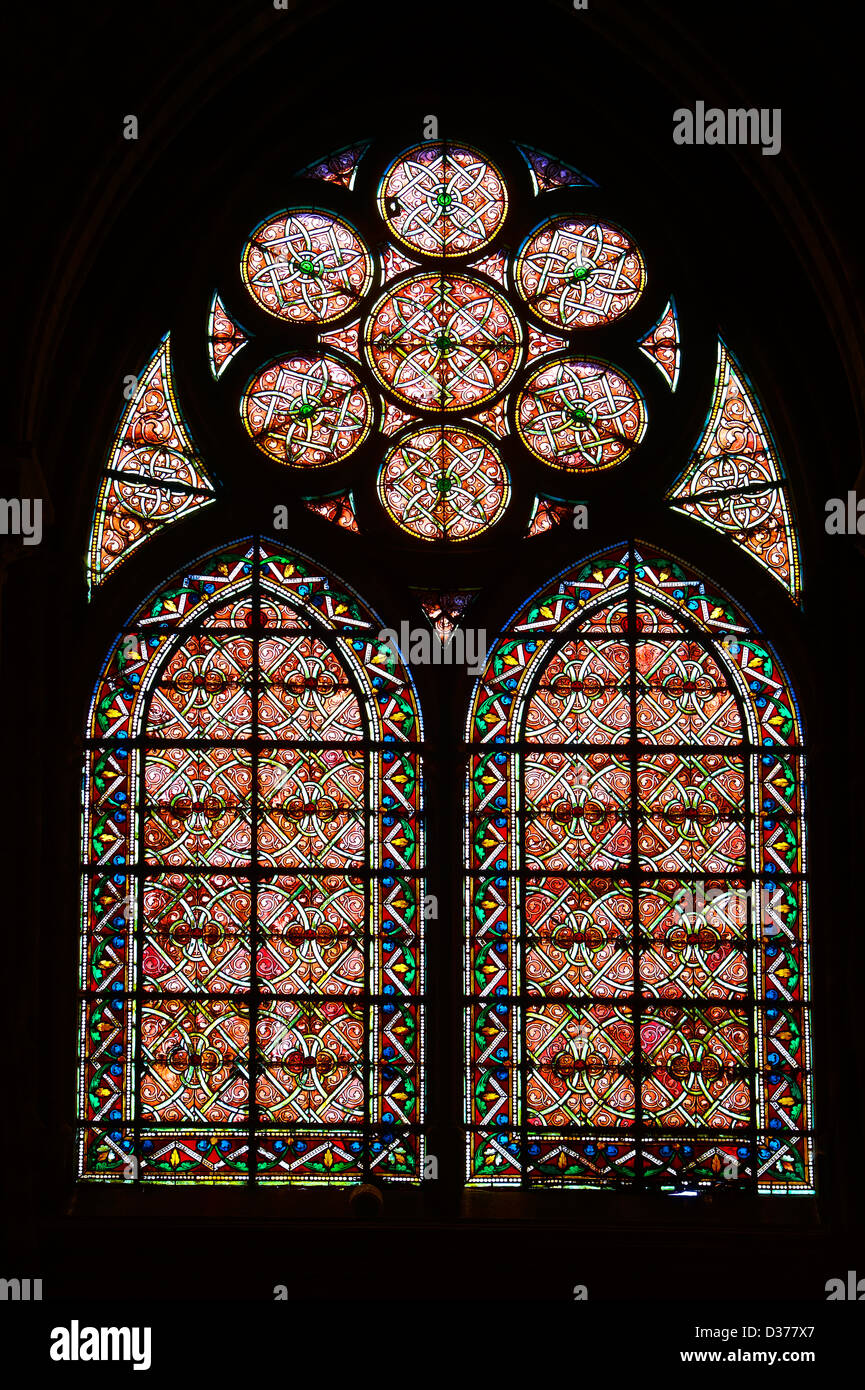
[241,354,372,468]
[364,273,522,411]
[517,357,647,472]
[377,424,510,542]
[515,217,646,330]
[378,142,508,257]
[240,209,373,324]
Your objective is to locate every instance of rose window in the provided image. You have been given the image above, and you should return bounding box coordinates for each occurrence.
[223,138,655,544]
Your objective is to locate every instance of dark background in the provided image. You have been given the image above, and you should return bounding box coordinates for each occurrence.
[3,0,864,1303]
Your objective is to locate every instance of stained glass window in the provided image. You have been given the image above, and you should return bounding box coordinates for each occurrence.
[377,425,510,542]
[296,141,371,191]
[638,297,681,392]
[215,138,656,550]
[240,210,374,325]
[465,543,812,1192]
[241,354,372,468]
[81,132,812,1203]
[79,538,426,1184]
[415,590,478,643]
[364,273,522,411]
[377,142,508,257]
[302,490,361,533]
[87,334,216,594]
[526,495,572,537]
[514,217,646,331]
[516,358,648,472]
[207,293,250,381]
[668,339,801,600]
[514,144,597,195]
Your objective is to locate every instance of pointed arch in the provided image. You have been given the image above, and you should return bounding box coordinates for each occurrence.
[79,537,425,1184]
[464,542,812,1193]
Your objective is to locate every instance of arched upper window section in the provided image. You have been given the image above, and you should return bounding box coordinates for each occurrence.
[79,538,426,1184]
[465,542,811,1193]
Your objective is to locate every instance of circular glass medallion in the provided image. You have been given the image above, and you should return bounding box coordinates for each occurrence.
[241,354,372,467]
[240,209,373,324]
[364,273,521,411]
[516,357,647,471]
[378,425,510,542]
[378,142,507,257]
[515,217,646,330]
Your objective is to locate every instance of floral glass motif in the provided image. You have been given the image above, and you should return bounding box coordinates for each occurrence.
[465,543,812,1192]
[241,210,373,325]
[87,334,215,594]
[517,358,648,471]
[377,425,510,542]
[364,273,522,412]
[241,355,372,468]
[526,495,572,536]
[668,340,800,601]
[296,141,371,191]
[207,293,250,380]
[515,218,646,331]
[302,490,360,533]
[78,538,426,1184]
[415,590,477,643]
[638,297,681,392]
[514,143,597,195]
[378,142,508,258]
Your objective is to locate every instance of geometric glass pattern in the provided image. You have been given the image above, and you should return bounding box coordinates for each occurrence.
[514,143,598,195]
[516,358,648,472]
[377,142,508,258]
[241,355,372,468]
[377,425,510,542]
[668,340,801,601]
[637,297,681,392]
[464,542,812,1192]
[78,538,426,1183]
[207,293,250,381]
[240,210,373,325]
[514,218,646,331]
[296,141,371,191]
[87,334,216,594]
[364,274,522,412]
